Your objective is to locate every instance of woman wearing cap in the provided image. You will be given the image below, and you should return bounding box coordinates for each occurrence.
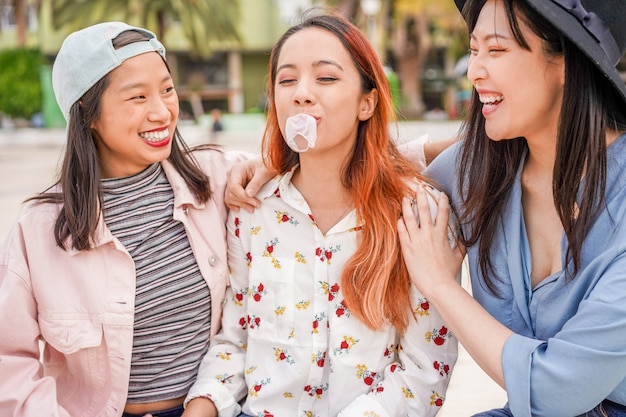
[398,0,626,416]
[0,23,250,417]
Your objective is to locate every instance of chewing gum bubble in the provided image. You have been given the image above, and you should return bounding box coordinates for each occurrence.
[285,113,317,153]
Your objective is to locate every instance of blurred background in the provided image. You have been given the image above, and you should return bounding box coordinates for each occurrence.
[1,1,625,414]
[0,0,479,130]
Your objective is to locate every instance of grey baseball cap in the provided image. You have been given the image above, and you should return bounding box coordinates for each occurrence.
[52,21,166,121]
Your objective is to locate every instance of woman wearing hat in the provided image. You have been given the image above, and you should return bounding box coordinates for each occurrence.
[0,23,250,416]
[398,0,626,416]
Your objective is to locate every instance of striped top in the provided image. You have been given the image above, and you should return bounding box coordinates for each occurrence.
[101,163,211,403]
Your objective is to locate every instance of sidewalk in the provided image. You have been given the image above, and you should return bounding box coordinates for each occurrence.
[0,120,507,416]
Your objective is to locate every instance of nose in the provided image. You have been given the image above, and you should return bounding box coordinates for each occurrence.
[293,79,314,105]
[147,95,173,122]
[466,53,487,85]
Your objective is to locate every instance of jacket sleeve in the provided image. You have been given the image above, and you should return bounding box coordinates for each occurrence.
[0,222,71,417]
[185,210,251,416]
[339,186,459,416]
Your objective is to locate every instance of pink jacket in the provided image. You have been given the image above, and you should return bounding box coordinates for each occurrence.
[0,149,248,417]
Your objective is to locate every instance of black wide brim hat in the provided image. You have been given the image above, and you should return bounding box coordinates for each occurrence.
[454,0,626,107]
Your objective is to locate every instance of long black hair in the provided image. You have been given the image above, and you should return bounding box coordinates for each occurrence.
[458,0,626,294]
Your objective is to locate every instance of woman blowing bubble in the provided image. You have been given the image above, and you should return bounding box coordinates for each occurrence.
[183,13,459,417]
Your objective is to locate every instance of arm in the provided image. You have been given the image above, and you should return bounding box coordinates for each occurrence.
[224,135,457,213]
[339,187,460,416]
[184,211,252,417]
[0,228,71,417]
[397,186,512,387]
[224,158,276,213]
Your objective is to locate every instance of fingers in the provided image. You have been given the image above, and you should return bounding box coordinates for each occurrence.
[225,160,262,213]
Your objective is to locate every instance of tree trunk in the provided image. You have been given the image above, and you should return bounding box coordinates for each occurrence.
[14,0,27,47]
[391,13,430,119]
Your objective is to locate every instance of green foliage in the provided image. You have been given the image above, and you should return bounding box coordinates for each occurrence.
[50,0,241,58]
[0,48,44,119]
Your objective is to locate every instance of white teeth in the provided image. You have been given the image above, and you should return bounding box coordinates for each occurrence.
[479,95,504,104]
[139,129,170,142]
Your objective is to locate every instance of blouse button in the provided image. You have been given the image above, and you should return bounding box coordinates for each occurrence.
[209,255,218,266]
[183,205,189,215]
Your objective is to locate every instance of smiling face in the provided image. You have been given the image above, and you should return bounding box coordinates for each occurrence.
[90,51,178,178]
[273,26,377,159]
[467,0,564,143]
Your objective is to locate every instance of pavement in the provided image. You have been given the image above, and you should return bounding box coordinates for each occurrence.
[0,120,507,416]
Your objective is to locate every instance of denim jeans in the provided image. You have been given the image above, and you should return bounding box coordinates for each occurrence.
[122,404,184,417]
[471,401,626,417]
[582,401,626,417]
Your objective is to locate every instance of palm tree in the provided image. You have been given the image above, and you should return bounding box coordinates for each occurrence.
[49,0,241,58]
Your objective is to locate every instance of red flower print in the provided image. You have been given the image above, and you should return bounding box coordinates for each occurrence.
[279,352,286,360]
[281,214,289,222]
[235,228,240,237]
[434,337,445,346]
[257,283,264,292]
[267,245,274,254]
[315,247,322,256]
[340,340,349,349]
[435,398,443,407]
[317,358,325,367]
[254,384,262,392]
[315,388,323,396]
[434,362,440,370]
[439,326,448,336]
[235,293,243,302]
[325,251,333,260]
[421,301,430,310]
[312,320,319,330]
[253,293,261,302]
[336,307,345,317]
[238,317,247,329]
[364,376,374,386]
[390,364,397,373]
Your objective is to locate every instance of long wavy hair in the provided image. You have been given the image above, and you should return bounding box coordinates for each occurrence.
[30,30,212,251]
[458,0,626,294]
[262,13,426,333]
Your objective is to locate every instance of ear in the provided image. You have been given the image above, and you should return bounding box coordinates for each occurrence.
[358,88,378,121]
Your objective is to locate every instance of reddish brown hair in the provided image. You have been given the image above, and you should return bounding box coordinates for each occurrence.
[262,13,427,333]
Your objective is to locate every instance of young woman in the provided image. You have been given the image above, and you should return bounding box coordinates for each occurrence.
[183,13,458,417]
[0,22,248,417]
[398,0,626,416]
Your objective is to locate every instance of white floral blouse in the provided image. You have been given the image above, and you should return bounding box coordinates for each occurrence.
[187,168,458,417]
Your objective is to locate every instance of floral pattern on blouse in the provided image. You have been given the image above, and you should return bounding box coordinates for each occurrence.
[198,168,458,417]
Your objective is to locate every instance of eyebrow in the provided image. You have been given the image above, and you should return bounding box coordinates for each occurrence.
[277,59,344,72]
[470,32,512,42]
[119,74,173,92]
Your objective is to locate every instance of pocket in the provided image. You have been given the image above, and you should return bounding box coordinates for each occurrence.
[39,314,103,354]
[247,256,295,342]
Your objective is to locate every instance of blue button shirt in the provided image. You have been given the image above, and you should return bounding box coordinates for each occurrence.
[425,134,626,417]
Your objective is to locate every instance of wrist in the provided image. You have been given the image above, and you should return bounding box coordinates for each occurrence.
[186,396,218,417]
